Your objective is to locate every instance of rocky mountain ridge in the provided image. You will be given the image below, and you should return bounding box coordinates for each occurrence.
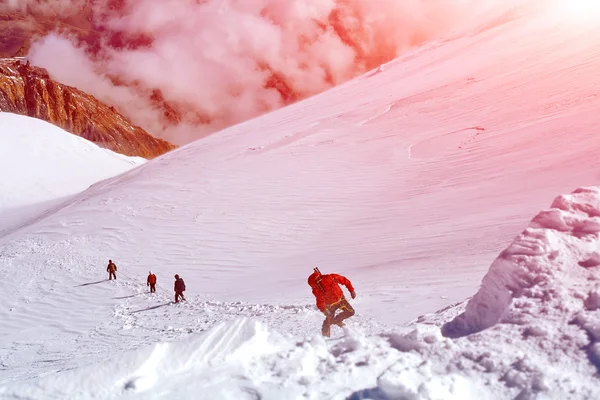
[0,58,175,158]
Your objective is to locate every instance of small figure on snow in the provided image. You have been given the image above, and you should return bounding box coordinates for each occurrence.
[107,259,117,280]
[308,267,356,337]
[147,271,157,293]
[174,274,186,303]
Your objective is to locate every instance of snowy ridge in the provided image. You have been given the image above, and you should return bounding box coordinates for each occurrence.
[444,186,600,338]
[0,113,145,235]
[3,186,600,398]
[0,112,145,211]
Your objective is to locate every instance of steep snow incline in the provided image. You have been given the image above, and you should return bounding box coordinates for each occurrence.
[0,112,145,233]
[4,3,600,319]
[3,187,600,399]
[2,1,600,392]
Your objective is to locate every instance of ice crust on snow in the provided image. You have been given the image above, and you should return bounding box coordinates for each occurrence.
[3,186,600,399]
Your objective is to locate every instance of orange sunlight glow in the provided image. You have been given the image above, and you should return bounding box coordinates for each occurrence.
[553,0,600,21]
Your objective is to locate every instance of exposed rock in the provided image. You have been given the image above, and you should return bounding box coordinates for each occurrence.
[0,58,175,158]
[0,3,97,58]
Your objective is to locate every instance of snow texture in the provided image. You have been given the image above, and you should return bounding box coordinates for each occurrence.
[3,1,600,398]
[5,187,599,399]
[0,112,145,235]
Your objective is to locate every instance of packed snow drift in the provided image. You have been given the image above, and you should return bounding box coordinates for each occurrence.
[2,0,600,398]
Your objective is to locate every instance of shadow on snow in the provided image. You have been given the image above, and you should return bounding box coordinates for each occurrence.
[130,302,172,314]
[76,279,107,287]
[113,293,146,300]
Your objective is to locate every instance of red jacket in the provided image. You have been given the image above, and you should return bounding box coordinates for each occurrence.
[308,272,354,312]
[147,274,156,285]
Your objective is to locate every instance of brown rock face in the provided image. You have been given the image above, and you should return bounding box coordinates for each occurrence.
[0,58,176,158]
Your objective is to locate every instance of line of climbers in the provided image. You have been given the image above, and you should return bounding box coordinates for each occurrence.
[106,260,356,337]
[105,260,187,303]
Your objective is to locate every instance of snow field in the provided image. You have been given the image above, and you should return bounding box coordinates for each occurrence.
[2,1,600,398]
[3,186,600,399]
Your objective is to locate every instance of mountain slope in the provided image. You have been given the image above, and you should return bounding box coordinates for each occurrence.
[0,112,145,234]
[3,186,600,399]
[0,58,176,158]
[4,3,600,317]
[1,1,600,397]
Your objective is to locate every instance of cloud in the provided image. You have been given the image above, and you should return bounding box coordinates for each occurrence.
[0,0,87,16]
[27,33,164,135]
[25,0,508,145]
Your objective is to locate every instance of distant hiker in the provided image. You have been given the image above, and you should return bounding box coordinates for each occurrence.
[308,267,356,337]
[174,274,186,303]
[107,259,117,280]
[147,271,157,293]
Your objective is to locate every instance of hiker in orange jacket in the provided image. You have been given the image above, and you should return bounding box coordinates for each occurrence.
[308,267,356,337]
[147,271,157,293]
[107,260,117,280]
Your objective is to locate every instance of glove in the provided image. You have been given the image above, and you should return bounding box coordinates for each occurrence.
[351,291,356,299]
[322,308,332,318]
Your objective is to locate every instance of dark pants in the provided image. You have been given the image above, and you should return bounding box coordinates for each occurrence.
[322,297,355,337]
[109,271,116,280]
[175,291,185,303]
[149,283,156,293]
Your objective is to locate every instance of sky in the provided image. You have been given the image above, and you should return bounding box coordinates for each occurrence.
[2,0,600,398]
[14,0,521,144]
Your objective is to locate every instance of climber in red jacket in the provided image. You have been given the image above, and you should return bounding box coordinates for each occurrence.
[147,271,157,293]
[308,267,356,337]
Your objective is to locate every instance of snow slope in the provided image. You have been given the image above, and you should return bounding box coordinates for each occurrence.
[2,0,600,397]
[3,186,600,399]
[0,112,145,233]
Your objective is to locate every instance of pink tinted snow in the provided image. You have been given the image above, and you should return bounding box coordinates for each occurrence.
[443,187,600,337]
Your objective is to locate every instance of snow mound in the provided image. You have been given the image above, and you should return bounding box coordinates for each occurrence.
[0,319,283,399]
[443,186,600,338]
[0,318,477,400]
[0,112,145,214]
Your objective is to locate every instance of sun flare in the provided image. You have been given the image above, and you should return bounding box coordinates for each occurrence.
[553,0,600,20]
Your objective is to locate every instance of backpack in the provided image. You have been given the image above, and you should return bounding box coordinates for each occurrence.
[176,278,186,292]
